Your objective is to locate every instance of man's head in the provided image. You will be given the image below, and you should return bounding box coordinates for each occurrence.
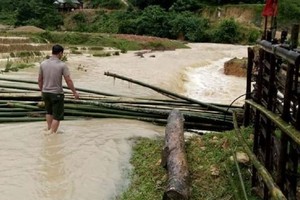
[52,44,64,59]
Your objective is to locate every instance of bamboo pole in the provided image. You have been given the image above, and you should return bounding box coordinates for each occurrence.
[233,152,248,200]
[0,111,45,117]
[0,77,119,96]
[246,100,300,145]
[0,93,41,98]
[232,111,287,200]
[66,99,232,125]
[0,108,27,111]
[0,84,40,92]
[0,117,45,123]
[0,116,80,123]
[64,104,161,118]
[6,102,42,110]
[64,109,169,124]
[224,163,241,200]
[104,72,232,114]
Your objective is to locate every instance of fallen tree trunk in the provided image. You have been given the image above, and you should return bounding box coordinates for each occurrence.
[162,109,190,200]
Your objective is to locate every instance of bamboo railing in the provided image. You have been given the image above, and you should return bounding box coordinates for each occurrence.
[245,29,300,199]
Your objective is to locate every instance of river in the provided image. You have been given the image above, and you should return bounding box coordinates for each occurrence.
[0,43,247,200]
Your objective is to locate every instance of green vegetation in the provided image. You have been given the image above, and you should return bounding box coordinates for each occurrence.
[212,18,241,43]
[93,52,111,57]
[278,0,300,28]
[118,127,259,200]
[1,58,35,73]
[127,0,263,10]
[88,0,127,9]
[34,31,187,51]
[3,0,298,44]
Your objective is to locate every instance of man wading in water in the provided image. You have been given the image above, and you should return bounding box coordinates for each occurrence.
[38,44,79,134]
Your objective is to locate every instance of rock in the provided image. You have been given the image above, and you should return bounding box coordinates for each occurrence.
[230,151,250,164]
[224,57,247,77]
[210,165,220,176]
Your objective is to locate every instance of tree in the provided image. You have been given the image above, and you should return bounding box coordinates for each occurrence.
[278,0,300,24]
[15,0,63,30]
[135,6,172,37]
[169,12,210,41]
[169,0,203,12]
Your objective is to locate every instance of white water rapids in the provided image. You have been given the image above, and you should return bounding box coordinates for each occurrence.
[0,43,247,200]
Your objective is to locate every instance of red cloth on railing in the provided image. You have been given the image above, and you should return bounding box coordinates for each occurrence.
[262,0,278,16]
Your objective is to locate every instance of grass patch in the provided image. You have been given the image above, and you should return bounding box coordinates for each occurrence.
[117,137,166,200]
[9,51,43,58]
[0,31,187,53]
[71,50,82,54]
[89,46,104,50]
[1,59,35,73]
[118,128,260,200]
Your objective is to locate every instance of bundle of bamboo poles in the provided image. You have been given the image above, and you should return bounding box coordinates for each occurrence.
[0,73,243,132]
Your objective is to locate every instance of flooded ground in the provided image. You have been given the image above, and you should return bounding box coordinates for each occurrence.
[0,43,247,200]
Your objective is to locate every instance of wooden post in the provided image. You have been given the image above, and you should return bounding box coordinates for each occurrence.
[290,24,299,49]
[244,47,254,126]
[252,48,264,187]
[277,63,294,189]
[162,109,189,200]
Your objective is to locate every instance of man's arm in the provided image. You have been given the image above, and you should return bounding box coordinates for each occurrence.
[64,75,79,99]
[38,74,43,91]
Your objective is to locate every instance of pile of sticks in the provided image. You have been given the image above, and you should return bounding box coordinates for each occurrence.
[0,72,242,131]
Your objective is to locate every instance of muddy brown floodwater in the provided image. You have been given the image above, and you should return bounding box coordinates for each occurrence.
[0,43,247,200]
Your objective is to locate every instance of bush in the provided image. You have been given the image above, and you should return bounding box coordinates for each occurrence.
[212,18,241,43]
[72,13,87,23]
[247,29,261,44]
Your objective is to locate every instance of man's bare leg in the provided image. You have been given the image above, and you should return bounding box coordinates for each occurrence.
[51,119,60,133]
[46,114,53,130]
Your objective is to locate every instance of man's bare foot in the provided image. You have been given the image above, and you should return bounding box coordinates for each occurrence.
[56,130,64,134]
[43,130,53,135]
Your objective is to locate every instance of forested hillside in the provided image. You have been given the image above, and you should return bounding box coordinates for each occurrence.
[0,0,299,44]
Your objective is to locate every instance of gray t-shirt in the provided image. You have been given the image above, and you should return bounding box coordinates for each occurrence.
[39,56,70,93]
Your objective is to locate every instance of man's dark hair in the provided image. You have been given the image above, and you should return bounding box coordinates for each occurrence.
[52,44,64,55]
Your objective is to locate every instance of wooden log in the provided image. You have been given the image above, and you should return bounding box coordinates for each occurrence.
[162,109,189,200]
